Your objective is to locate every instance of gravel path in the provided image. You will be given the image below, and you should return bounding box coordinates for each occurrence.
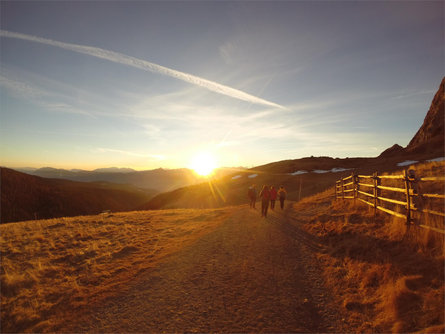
[68,204,345,333]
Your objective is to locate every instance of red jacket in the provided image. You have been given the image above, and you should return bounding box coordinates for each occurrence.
[270,188,277,200]
[260,188,270,200]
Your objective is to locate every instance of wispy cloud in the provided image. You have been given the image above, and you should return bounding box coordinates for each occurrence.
[0,74,48,99]
[0,30,286,109]
[391,89,435,100]
[94,147,165,160]
[0,74,94,117]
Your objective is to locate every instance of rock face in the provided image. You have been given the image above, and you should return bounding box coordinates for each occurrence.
[406,77,444,154]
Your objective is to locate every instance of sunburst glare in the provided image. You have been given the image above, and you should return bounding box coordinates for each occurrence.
[190,152,217,176]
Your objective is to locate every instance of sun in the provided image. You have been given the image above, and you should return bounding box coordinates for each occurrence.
[190,152,217,176]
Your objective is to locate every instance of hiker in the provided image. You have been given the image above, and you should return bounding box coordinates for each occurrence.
[270,186,277,210]
[278,185,287,210]
[248,184,257,208]
[259,185,271,217]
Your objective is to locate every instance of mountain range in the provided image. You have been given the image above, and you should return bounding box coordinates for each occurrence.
[15,166,244,192]
[17,167,137,174]
[0,168,157,223]
[15,167,200,192]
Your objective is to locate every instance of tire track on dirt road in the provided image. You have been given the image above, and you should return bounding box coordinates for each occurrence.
[66,205,344,333]
[267,203,346,333]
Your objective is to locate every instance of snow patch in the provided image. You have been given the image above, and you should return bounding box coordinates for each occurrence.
[330,168,352,173]
[289,170,308,175]
[427,157,445,162]
[397,160,419,167]
[231,175,242,180]
[248,174,258,178]
[313,170,329,174]
[289,167,352,175]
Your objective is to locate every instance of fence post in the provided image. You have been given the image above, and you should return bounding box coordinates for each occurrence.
[352,172,357,203]
[356,174,360,202]
[408,169,422,213]
[341,177,345,200]
[335,181,338,200]
[373,172,380,219]
[404,169,413,226]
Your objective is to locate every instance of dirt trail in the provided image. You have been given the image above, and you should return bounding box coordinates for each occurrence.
[67,204,346,333]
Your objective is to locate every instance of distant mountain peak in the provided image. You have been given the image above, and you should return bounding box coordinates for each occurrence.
[379,144,404,158]
[38,167,60,171]
[92,167,136,173]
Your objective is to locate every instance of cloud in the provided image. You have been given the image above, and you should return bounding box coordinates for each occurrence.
[95,147,165,160]
[0,30,286,109]
[0,74,48,99]
[391,89,435,100]
[0,74,94,117]
[219,42,236,65]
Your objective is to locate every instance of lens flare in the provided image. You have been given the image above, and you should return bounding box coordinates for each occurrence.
[190,152,217,176]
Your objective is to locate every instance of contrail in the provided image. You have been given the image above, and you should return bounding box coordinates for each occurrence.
[0,30,286,109]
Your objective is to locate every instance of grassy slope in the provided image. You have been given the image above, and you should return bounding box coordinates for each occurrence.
[1,168,157,223]
[291,161,444,333]
[0,208,231,332]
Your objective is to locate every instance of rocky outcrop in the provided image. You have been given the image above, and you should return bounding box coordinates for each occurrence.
[379,144,404,158]
[406,77,444,154]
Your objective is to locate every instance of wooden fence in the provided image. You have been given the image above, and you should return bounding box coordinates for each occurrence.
[335,170,445,235]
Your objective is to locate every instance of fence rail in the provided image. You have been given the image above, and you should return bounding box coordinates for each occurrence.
[335,169,445,235]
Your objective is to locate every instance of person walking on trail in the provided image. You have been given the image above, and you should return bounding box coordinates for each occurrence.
[248,184,257,209]
[270,186,277,210]
[278,185,287,210]
[259,185,271,217]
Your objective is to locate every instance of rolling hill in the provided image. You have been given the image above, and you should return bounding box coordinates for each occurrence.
[0,168,157,224]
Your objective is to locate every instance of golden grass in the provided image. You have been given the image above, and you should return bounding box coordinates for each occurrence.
[2,161,443,333]
[0,208,231,332]
[293,161,445,332]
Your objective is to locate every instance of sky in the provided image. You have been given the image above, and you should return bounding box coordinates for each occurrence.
[0,1,443,171]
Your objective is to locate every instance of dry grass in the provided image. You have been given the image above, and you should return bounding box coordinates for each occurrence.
[1,161,443,333]
[0,208,231,332]
[293,161,444,333]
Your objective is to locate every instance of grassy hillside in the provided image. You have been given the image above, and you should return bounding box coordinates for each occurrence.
[1,168,157,223]
[252,153,444,175]
[292,161,444,333]
[0,208,231,332]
